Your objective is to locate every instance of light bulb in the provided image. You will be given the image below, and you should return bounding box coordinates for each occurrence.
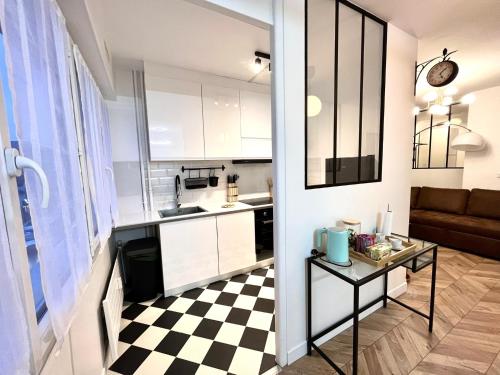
[442,96,453,106]
[461,93,476,104]
[307,95,322,117]
[429,104,449,116]
[412,106,421,116]
[443,121,451,127]
[423,91,438,102]
[444,86,458,96]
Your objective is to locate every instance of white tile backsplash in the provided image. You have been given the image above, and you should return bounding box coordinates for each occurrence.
[147,160,272,209]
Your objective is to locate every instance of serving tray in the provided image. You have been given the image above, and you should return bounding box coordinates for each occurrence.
[349,238,417,267]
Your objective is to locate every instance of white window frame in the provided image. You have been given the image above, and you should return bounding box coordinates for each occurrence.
[67,41,100,257]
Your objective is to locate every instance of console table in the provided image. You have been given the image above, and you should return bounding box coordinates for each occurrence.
[307,234,438,375]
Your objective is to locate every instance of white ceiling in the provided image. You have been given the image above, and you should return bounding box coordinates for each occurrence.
[97,0,500,98]
[351,0,500,98]
[98,0,271,84]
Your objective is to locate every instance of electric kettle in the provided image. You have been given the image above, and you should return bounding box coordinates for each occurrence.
[316,227,350,265]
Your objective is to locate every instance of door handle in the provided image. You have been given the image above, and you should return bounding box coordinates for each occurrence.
[5,148,50,208]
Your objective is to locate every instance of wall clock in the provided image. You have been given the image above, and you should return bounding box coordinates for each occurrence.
[426,59,459,87]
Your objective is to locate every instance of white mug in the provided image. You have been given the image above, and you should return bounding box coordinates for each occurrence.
[390,237,403,250]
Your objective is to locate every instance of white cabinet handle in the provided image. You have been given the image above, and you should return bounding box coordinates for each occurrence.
[5,148,50,208]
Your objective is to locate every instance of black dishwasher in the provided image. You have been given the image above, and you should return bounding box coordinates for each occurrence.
[254,207,274,261]
[240,198,274,261]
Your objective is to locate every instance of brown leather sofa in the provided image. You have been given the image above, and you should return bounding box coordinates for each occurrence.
[410,186,500,260]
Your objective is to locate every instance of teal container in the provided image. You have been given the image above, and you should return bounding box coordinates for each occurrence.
[316,227,349,264]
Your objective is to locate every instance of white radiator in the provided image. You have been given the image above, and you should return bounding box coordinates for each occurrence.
[103,256,124,362]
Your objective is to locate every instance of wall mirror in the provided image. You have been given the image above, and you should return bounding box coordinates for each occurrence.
[413,103,468,169]
[305,0,387,188]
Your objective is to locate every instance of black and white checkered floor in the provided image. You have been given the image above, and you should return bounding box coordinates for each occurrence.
[109,265,276,375]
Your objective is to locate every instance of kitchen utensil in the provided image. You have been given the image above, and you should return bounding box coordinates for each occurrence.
[208,169,219,187]
[316,227,350,265]
[227,183,238,202]
[184,169,208,189]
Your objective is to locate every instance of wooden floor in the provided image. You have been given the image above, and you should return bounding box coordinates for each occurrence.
[283,247,500,375]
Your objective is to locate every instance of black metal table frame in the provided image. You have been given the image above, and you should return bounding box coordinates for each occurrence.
[307,243,438,375]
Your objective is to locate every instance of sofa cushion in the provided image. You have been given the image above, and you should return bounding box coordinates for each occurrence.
[466,189,500,220]
[410,209,500,240]
[416,186,470,214]
[410,187,420,209]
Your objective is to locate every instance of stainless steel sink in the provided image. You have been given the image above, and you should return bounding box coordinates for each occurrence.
[158,206,207,218]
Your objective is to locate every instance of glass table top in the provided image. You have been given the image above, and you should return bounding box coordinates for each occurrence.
[311,234,436,283]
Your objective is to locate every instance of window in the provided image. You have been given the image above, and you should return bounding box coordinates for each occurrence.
[305,0,387,188]
[0,32,48,323]
[413,103,468,169]
[68,49,100,254]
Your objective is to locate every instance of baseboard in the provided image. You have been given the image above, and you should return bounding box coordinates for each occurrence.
[287,280,407,365]
[164,258,274,297]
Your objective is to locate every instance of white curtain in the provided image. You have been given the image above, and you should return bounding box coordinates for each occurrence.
[0,0,91,342]
[0,196,31,375]
[74,47,117,243]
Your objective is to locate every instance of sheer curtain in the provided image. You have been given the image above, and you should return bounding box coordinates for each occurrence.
[0,0,91,342]
[0,196,31,375]
[74,47,117,243]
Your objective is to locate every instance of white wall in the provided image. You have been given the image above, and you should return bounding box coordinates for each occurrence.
[273,0,416,364]
[462,86,500,190]
[411,168,464,189]
[108,66,145,215]
[41,240,115,375]
[69,242,115,375]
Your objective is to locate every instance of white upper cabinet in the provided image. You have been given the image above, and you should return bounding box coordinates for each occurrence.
[240,90,272,139]
[145,75,205,160]
[202,84,242,159]
[241,138,272,158]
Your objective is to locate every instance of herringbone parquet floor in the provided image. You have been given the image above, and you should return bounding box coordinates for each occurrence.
[283,247,500,374]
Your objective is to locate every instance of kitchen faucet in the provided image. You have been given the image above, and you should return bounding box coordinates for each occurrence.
[175,174,181,208]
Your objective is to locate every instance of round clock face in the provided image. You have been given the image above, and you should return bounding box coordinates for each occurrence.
[426,60,459,87]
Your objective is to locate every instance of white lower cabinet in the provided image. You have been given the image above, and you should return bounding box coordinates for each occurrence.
[160,216,219,293]
[216,211,256,275]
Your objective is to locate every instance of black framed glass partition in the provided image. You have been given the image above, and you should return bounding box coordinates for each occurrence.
[413,103,468,169]
[305,0,387,188]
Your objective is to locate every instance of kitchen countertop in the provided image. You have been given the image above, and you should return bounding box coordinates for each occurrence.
[114,199,273,231]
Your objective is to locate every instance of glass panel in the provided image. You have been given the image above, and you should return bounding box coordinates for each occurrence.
[448,103,468,167]
[335,4,362,184]
[360,18,383,181]
[414,110,431,168]
[430,110,450,168]
[306,0,335,186]
[0,34,47,322]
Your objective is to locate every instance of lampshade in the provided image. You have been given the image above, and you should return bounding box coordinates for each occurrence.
[451,132,485,151]
[307,95,322,117]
